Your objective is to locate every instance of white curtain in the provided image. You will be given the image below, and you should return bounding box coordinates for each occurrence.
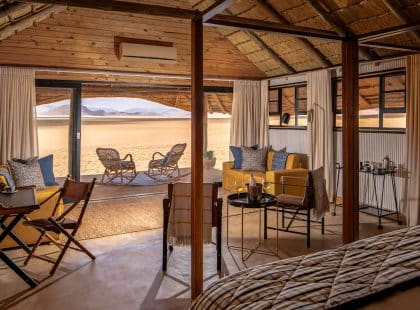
[405,54,420,226]
[230,80,269,147]
[0,67,38,163]
[307,69,334,200]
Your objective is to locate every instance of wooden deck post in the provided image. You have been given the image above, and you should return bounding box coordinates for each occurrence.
[191,12,204,299]
[341,38,359,244]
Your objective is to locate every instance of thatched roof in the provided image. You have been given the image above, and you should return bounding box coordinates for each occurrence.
[0,0,418,113]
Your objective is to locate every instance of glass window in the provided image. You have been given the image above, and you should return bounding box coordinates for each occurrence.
[333,72,406,130]
[383,113,406,128]
[269,89,278,101]
[269,115,280,126]
[384,92,405,109]
[269,84,307,128]
[385,75,405,92]
[269,101,279,114]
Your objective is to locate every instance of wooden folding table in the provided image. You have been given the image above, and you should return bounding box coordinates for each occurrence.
[0,188,39,288]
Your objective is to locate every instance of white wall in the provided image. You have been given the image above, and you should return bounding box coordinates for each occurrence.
[269,129,405,212]
[269,129,308,154]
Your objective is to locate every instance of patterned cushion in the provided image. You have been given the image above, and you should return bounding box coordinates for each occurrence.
[271,151,289,170]
[230,145,258,169]
[241,147,268,171]
[7,158,46,190]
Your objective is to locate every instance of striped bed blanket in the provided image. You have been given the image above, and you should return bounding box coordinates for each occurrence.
[192,226,420,309]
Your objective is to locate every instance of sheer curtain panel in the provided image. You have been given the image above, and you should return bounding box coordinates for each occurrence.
[230,80,269,148]
[0,67,38,163]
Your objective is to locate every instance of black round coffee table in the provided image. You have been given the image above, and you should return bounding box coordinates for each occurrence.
[226,192,278,262]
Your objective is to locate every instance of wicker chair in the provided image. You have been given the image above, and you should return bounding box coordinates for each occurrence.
[96,148,137,184]
[146,143,187,181]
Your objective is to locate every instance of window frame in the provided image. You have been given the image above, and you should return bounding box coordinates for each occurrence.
[333,69,406,132]
[269,82,307,129]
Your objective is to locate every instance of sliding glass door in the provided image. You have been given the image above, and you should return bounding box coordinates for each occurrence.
[35,80,82,180]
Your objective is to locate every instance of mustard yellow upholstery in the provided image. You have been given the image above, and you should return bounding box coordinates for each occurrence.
[0,176,7,188]
[223,153,309,197]
[0,165,63,249]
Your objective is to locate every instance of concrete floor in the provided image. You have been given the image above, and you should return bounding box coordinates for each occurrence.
[0,201,405,310]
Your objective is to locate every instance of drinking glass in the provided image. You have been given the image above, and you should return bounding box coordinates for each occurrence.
[234,180,244,198]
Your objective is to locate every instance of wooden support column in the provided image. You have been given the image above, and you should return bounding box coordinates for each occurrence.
[191,12,204,299]
[342,38,359,244]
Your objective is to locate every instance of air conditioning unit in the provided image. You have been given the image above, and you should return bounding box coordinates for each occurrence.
[118,42,177,64]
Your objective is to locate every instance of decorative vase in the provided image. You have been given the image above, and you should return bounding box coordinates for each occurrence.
[204,158,216,169]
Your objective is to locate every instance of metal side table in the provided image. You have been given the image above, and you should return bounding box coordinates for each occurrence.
[359,168,401,229]
[226,193,278,262]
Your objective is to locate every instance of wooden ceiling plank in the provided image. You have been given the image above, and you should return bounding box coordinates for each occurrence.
[201,0,235,22]
[257,0,332,68]
[205,14,343,41]
[0,5,66,41]
[306,0,379,61]
[17,0,196,19]
[381,0,420,40]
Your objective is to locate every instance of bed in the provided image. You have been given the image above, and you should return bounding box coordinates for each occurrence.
[192,226,420,309]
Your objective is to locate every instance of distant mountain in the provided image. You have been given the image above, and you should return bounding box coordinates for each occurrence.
[37,103,190,117]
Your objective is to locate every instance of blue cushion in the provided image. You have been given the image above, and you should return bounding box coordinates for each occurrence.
[271,151,289,170]
[229,146,242,169]
[0,169,15,188]
[39,155,58,186]
[230,144,258,169]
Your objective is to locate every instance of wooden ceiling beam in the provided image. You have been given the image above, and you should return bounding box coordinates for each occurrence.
[257,0,332,68]
[205,14,343,41]
[17,0,196,19]
[0,5,66,41]
[0,2,30,19]
[201,0,235,22]
[381,0,420,40]
[306,0,379,60]
[212,93,227,114]
[358,22,420,42]
[359,41,420,53]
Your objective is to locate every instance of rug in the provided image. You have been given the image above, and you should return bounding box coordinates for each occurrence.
[97,168,222,186]
[130,168,191,186]
[69,194,164,240]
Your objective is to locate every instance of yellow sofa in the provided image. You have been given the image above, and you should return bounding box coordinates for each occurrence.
[223,152,309,196]
[0,165,63,249]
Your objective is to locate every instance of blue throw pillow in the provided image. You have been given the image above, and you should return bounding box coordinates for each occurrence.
[39,155,58,186]
[271,151,289,170]
[230,144,258,169]
[229,146,242,169]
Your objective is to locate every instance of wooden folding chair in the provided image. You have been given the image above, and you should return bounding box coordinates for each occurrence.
[162,182,222,272]
[23,177,96,276]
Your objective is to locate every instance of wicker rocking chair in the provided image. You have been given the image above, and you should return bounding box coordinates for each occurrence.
[96,148,137,184]
[146,143,187,181]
